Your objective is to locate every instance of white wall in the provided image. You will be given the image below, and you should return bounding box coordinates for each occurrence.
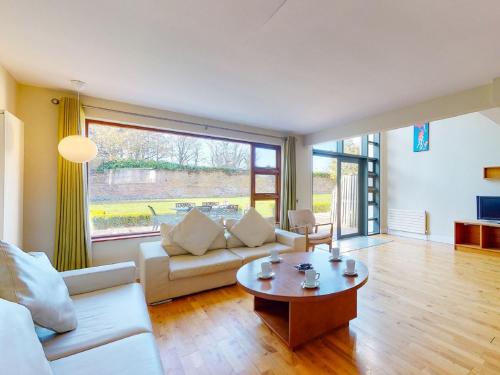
[383,111,500,243]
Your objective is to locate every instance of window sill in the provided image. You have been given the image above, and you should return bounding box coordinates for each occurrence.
[91,231,160,243]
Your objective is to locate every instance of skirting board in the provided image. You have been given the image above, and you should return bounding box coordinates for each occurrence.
[386,229,453,245]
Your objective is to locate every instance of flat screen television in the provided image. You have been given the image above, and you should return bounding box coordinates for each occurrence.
[476,196,500,221]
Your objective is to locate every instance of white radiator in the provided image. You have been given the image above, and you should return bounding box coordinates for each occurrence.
[388,209,427,235]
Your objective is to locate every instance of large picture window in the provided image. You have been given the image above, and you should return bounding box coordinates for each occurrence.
[87,120,281,238]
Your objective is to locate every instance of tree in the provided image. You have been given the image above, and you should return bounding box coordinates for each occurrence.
[171,135,200,166]
[208,141,249,169]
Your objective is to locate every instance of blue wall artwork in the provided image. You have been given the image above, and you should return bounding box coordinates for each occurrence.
[413,122,429,152]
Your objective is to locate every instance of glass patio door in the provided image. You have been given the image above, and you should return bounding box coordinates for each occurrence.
[338,159,360,237]
[312,156,361,239]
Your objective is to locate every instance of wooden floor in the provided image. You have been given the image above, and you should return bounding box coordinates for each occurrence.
[149,235,500,374]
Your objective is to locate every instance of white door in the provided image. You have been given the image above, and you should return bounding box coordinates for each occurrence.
[0,111,24,246]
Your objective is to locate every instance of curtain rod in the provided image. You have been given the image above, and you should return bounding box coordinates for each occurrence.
[51,98,284,140]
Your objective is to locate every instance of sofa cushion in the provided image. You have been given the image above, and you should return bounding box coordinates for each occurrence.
[161,218,226,256]
[226,218,276,247]
[50,333,163,375]
[229,242,294,263]
[0,242,77,333]
[227,209,275,247]
[169,249,242,280]
[160,223,188,256]
[0,298,54,375]
[39,283,152,361]
[171,208,223,255]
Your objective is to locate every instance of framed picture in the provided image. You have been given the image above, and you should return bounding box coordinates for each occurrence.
[413,122,429,152]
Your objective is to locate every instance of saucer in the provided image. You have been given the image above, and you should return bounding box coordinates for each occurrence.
[268,256,283,263]
[257,271,275,279]
[301,280,320,289]
[343,269,358,277]
[328,256,342,262]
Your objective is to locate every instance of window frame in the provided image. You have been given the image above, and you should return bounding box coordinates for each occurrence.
[250,144,281,224]
[312,133,381,237]
[86,119,282,241]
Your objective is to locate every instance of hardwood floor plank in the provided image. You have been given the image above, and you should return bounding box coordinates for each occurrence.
[149,235,500,374]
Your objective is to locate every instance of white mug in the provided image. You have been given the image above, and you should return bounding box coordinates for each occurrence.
[346,259,356,273]
[305,269,320,285]
[261,261,272,276]
[331,247,340,259]
[270,249,279,261]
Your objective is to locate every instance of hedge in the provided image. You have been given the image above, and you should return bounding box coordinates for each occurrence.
[312,202,331,213]
[91,213,152,229]
[95,159,247,175]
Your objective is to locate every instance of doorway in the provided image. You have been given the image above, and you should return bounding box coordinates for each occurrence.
[312,155,362,239]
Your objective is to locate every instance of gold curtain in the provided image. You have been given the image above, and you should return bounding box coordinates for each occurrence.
[54,97,90,271]
[280,136,296,230]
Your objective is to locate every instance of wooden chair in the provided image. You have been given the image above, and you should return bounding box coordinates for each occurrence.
[288,209,333,252]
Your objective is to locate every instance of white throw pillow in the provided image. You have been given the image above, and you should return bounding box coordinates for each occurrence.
[161,218,226,255]
[0,298,54,375]
[170,208,224,256]
[160,223,189,256]
[229,208,275,247]
[226,216,276,247]
[0,242,77,333]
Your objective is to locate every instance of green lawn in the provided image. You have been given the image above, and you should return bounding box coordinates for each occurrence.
[91,196,252,217]
[90,193,332,220]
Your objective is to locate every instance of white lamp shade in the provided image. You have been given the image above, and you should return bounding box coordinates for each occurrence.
[58,135,98,163]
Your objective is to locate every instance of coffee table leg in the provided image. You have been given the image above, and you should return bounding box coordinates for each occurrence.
[288,289,357,348]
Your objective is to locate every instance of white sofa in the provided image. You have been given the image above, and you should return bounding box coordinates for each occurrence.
[2,259,164,374]
[139,228,306,304]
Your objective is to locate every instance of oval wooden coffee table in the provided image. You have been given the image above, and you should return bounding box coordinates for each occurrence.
[236,251,368,349]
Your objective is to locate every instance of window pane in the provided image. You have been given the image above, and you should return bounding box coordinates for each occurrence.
[88,123,251,236]
[368,133,380,143]
[255,200,276,220]
[343,137,362,155]
[368,144,377,158]
[368,161,375,173]
[255,147,277,168]
[255,174,276,194]
[313,155,336,228]
[368,205,375,218]
[368,177,375,187]
[368,220,374,233]
[313,141,337,153]
[368,192,374,203]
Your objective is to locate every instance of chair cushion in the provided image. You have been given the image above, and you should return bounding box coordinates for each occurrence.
[229,242,294,263]
[50,333,163,375]
[39,283,152,361]
[227,209,275,247]
[171,208,224,255]
[308,232,331,241]
[288,209,316,234]
[0,242,77,333]
[169,249,242,280]
[0,298,53,375]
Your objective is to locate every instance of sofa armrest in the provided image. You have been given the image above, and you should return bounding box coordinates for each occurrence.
[139,242,170,304]
[275,229,306,251]
[60,262,137,296]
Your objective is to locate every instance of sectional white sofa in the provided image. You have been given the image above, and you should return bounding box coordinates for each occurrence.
[1,259,164,375]
[139,228,306,304]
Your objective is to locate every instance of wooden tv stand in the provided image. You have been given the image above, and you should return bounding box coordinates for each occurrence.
[454,220,500,254]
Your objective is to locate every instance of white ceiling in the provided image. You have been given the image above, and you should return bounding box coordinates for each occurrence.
[1,0,500,134]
